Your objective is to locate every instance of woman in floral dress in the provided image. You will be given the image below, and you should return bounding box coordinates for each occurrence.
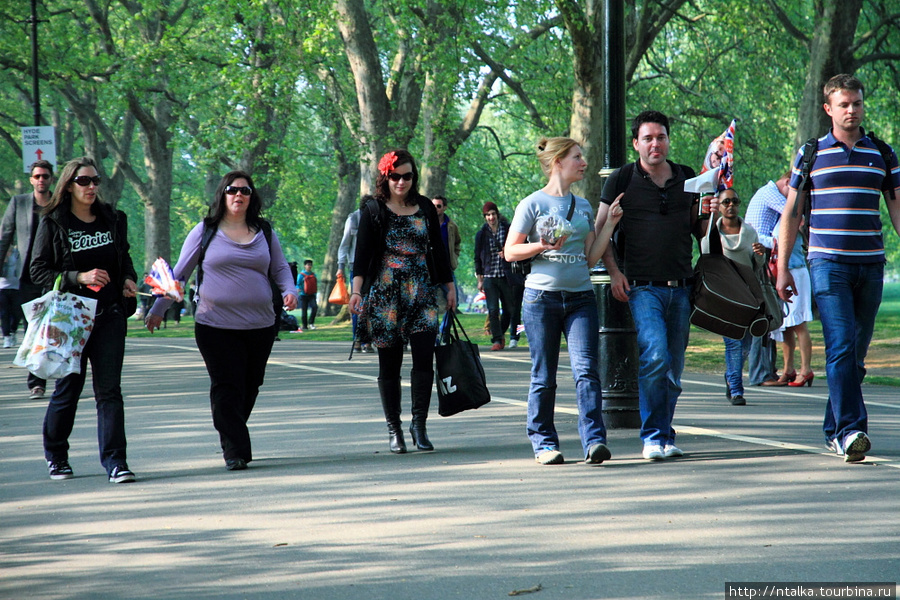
[349,150,456,454]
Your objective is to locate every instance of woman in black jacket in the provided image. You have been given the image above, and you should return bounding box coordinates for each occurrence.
[30,157,138,483]
[349,149,456,454]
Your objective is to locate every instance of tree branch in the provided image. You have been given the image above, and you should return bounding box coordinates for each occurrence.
[764,0,809,44]
[470,41,546,130]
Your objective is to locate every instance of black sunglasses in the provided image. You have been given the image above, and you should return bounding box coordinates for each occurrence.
[388,172,413,182]
[31,173,51,180]
[658,190,668,215]
[225,185,253,196]
[72,175,101,186]
[720,197,741,206]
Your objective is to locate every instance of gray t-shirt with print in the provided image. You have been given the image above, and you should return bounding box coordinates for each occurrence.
[509,189,593,292]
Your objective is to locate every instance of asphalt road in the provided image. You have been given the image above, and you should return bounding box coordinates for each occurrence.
[1,338,898,600]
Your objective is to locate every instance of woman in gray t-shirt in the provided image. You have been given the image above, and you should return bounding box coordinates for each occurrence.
[505,137,621,466]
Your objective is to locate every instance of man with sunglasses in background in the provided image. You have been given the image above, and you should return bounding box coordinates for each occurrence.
[431,196,461,316]
[0,160,54,399]
[594,110,715,461]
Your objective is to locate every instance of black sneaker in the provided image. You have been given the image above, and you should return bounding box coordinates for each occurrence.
[225,458,248,471]
[48,460,74,480]
[109,465,136,483]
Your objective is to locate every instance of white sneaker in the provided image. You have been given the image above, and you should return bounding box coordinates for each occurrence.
[663,444,683,458]
[309,324,316,330]
[843,432,870,463]
[2,336,11,348]
[508,339,518,349]
[642,444,665,461]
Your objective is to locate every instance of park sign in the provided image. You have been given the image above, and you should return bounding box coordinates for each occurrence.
[21,126,57,173]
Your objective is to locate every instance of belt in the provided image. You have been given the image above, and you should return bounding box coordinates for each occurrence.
[629,278,693,288]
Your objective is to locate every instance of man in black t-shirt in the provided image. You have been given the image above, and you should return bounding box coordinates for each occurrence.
[594,111,715,461]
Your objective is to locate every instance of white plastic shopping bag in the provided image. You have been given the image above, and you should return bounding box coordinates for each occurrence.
[14,276,98,380]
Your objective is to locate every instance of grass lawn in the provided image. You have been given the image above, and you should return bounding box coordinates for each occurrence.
[129,282,900,386]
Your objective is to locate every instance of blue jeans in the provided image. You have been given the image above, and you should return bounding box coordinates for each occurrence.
[522,288,606,456]
[724,332,752,396]
[748,334,776,385]
[627,285,691,445]
[43,307,128,474]
[808,259,882,445]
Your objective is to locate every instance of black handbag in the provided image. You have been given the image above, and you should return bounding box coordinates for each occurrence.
[434,312,491,416]
[690,219,768,340]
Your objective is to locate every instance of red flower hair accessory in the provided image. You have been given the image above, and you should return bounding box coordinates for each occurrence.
[378,151,398,176]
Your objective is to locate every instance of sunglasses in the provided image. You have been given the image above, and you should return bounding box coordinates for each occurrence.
[31,173,51,180]
[71,175,101,186]
[387,172,413,182]
[720,197,741,206]
[225,185,253,196]
[658,190,668,215]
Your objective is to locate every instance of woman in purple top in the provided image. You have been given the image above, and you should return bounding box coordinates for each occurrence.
[147,171,297,471]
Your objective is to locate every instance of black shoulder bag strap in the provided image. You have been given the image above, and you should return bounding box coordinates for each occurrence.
[794,137,818,221]
[611,162,636,264]
[566,193,576,221]
[868,131,897,201]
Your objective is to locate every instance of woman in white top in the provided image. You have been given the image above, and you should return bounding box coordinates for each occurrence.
[505,137,621,465]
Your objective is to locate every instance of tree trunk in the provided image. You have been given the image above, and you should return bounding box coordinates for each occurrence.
[335,0,389,195]
[794,0,863,147]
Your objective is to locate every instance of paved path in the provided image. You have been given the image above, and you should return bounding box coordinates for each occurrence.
[1,339,898,600]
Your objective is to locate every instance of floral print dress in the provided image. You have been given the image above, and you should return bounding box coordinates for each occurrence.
[359,209,438,348]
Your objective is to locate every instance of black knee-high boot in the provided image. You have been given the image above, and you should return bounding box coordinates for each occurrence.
[409,370,435,451]
[378,378,406,453]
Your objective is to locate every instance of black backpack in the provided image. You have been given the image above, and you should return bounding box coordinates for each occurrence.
[196,220,285,329]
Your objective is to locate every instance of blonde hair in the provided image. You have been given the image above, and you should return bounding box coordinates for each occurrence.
[536,137,579,178]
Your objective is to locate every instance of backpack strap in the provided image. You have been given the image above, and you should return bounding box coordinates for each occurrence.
[867,131,897,201]
[196,222,217,289]
[793,137,818,220]
[610,162,636,264]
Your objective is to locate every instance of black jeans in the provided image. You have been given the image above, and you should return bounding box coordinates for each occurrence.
[20,282,47,391]
[0,288,22,336]
[194,323,276,462]
[482,276,522,343]
[43,306,127,473]
[299,295,318,329]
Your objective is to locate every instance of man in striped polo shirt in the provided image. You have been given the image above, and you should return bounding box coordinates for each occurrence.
[776,74,900,463]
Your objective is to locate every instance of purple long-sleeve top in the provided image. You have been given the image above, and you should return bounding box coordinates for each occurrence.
[149,222,297,330]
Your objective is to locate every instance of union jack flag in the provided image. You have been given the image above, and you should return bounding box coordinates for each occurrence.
[144,257,184,302]
[700,119,736,192]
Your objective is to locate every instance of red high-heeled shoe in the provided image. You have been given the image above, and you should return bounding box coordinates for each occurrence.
[788,371,814,387]
[761,370,796,387]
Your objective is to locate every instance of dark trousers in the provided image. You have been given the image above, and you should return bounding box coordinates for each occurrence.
[483,276,521,343]
[195,323,276,462]
[19,282,47,391]
[300,295,318,329]
[0,288,22,336]
[43,307,127,474]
